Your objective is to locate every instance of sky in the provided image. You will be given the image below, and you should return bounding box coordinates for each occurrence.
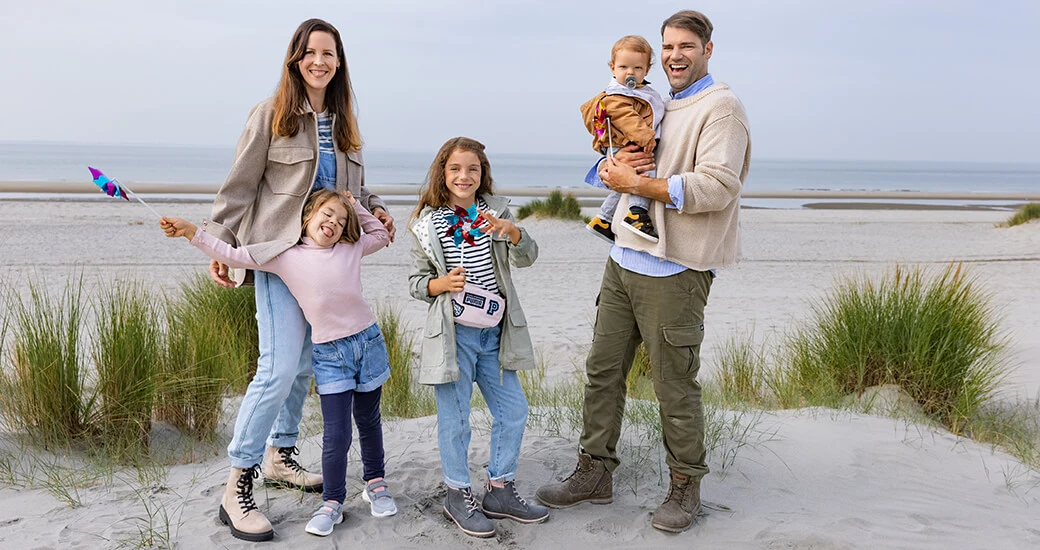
[1,0,1038,163]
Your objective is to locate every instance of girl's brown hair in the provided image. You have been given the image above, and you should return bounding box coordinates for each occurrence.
[412,137,494,219]
[301,189,361,244]
[272,18,362,153]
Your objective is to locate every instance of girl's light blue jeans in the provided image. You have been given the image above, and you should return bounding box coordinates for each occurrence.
[227,271,314,469]
[434,324,529,489]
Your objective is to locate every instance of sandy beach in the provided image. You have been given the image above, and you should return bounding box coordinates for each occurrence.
[1,199,1038,548]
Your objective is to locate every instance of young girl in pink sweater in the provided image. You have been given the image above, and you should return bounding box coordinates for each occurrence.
[161,189,396,537]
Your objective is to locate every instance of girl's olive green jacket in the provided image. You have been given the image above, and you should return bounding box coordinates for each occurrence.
[408,195,538,385]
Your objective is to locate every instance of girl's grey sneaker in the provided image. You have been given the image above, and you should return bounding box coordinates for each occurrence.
[362,479,398,517]
[482,480,550,524]
[443,486,495,538]
[305,500,343,537]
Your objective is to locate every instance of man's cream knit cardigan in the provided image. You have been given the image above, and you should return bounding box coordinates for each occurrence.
[614,82,751,271]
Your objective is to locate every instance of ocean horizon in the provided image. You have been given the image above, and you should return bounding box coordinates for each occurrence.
[2,141,1038,197]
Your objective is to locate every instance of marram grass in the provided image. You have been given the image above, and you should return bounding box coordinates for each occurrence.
[517,189,584,221]
[1002,203,1040,228]
[785,263,1009,433]
[92,283,163,459]
[376,303,434,418]
[0,276,89,444]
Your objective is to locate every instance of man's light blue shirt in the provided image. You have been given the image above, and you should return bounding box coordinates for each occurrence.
[584,73,715,276]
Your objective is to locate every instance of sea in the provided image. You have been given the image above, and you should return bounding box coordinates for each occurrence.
[1,142,1038,208]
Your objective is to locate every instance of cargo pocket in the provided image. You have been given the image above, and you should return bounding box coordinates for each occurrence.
[421,315,444,368]
[265,147,314,196]
[658,325,705,380]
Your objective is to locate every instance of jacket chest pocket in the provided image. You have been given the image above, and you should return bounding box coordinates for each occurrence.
[265,147,314,196]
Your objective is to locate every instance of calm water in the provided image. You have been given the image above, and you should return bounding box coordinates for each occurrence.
[1,141,1038,195]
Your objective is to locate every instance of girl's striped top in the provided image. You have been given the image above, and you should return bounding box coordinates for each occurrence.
[432,198,500,295]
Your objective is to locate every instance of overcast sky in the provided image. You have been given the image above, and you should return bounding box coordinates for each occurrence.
[2,1,1038,163]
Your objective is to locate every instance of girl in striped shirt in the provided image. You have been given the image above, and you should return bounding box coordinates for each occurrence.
[408,137,548,538]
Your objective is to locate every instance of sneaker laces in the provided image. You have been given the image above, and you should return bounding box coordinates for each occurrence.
[276,446,307,473]
[236,465,261,514]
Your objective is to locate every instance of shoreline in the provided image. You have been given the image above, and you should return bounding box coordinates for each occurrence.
[2,182,1037,211]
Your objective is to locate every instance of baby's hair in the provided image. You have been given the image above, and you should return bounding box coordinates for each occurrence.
[412,137,494,219]
[610,35,654,68]
[300,189,361,243]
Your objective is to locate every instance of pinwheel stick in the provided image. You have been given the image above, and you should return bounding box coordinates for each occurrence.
[121,184,163,219]
[606,118,614,161]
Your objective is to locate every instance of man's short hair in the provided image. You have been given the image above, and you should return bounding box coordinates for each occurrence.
[661,10,713,46]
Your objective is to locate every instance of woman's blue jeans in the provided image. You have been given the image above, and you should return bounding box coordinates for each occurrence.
[434,324,529,489]
[227,271,313,469]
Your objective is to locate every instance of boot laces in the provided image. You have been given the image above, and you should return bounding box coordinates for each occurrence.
[460,487,481,514]
[485,479,528,508]
[236,465,261,513]
[563,456,593,482]
[665,476,690,506]
[277,446,307,473]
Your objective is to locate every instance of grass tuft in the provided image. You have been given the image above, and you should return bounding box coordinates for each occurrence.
[0,276,89,444]
[785,263,1009,433]
[92,282,163,461]
[1001,203,1040,227]
[517,189,584,221]
[376,303,435,418]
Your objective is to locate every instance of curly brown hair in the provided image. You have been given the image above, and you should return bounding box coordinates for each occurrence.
[300,189,361,244]
[412,137,495,219]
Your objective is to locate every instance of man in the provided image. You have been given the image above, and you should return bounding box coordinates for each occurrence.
[536,10,751,533]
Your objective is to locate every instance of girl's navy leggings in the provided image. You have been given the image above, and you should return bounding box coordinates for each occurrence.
[319,387,385,503]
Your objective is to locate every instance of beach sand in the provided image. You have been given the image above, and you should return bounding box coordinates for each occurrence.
[0,200,1038,548]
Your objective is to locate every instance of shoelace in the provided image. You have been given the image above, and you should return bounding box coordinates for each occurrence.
[460,488,481,514]
[236,465,261,513]
[664,477,690,506]
[505,482,529,508]
[277,446,307,473]
[486,478,528,508]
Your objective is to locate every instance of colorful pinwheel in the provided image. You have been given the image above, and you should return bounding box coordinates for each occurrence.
[443,204,486,248]
[89,166,129,200]
[87,166,161,218]
[594,99,608,138]
[593,99,615,158]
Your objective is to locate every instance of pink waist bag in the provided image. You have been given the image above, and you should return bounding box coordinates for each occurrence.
[451,284,505,328]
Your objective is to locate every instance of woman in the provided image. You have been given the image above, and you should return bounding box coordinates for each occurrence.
[205,18,394,542]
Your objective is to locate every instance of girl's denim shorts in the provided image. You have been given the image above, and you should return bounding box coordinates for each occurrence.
[311,322,391,395]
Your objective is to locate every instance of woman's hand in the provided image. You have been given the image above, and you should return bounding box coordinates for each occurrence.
[478,209,521,245]
[372,207,396,242]
[159,217,198,240]
[208,259,236,288]
[429,265,465,296]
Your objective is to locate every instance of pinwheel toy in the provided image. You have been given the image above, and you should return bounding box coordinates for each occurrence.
[88,166,161,218]
[593,99,615,160]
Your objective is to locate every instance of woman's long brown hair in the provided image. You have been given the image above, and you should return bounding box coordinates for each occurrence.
[272,18,362,153]
[412,137,495,220]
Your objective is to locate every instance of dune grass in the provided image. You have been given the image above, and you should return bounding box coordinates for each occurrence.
[376,303,435,418]
[1002,203,1040,227]
[92,283,163,460]
[156,273,258,438]
[0,276,90,444]
[785,264,1008,433]
[517,189,585,221]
